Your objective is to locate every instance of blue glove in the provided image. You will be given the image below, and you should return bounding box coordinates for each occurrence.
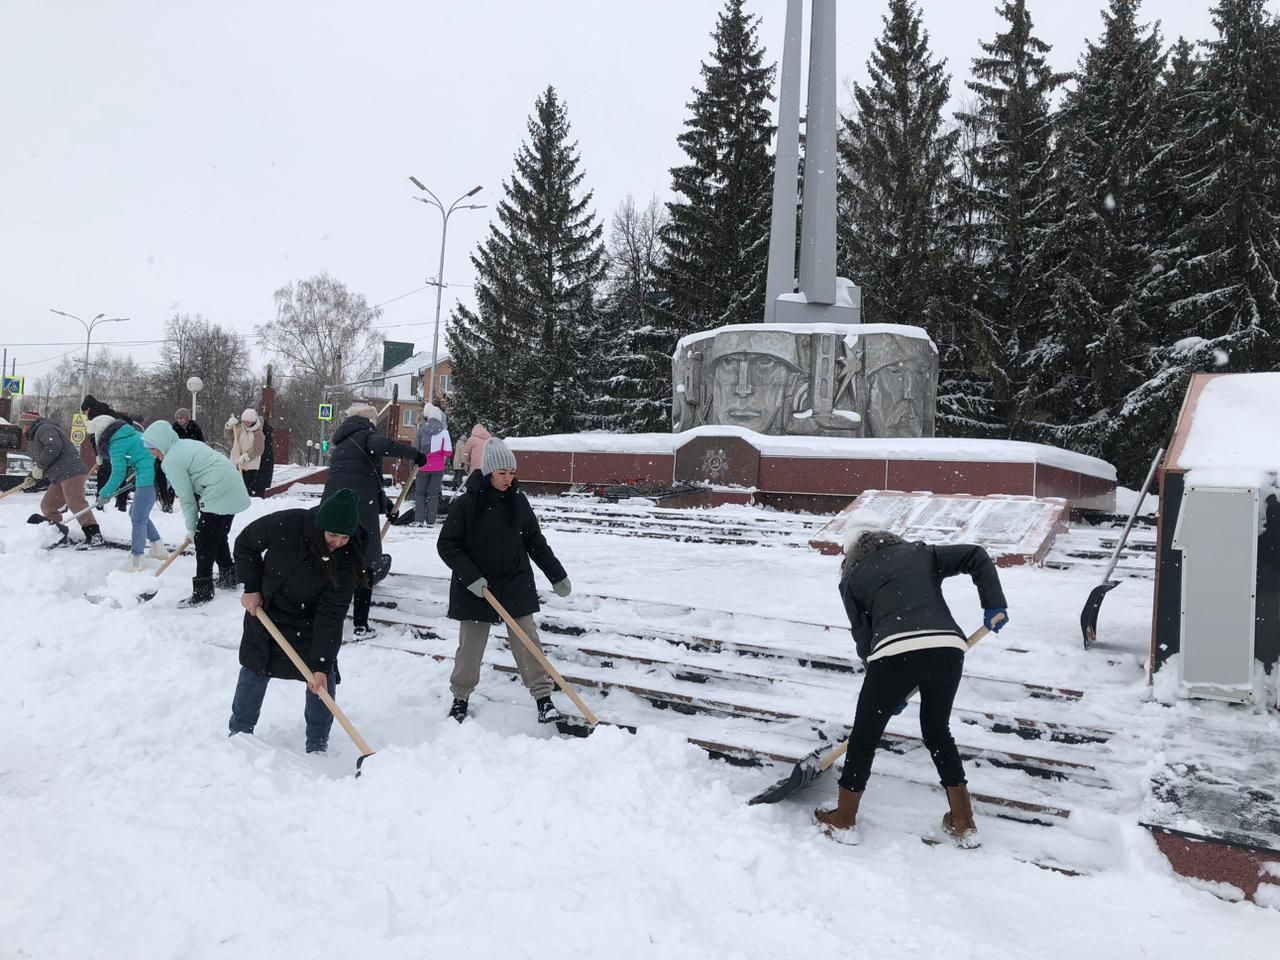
[467,576,488,598]
[552,577,572,597]
[984,608,1009,632]
[892,700,908,716]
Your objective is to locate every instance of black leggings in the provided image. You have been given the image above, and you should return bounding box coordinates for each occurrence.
[353,583,371,628]
[195,511,235,579]
[838,647,966,792]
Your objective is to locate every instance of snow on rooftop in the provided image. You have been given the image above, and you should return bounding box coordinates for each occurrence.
[1176,374,1280,487]
[504,426,1115,480]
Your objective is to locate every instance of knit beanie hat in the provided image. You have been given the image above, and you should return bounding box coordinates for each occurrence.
[174,407,191,420]
[481,438,517,475]
[241,408,259,424]
[314,488,360,536]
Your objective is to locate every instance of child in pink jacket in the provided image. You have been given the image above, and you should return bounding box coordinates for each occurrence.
[413,404,453,526]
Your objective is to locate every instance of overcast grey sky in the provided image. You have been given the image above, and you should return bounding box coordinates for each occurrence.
[0,0,1257,385]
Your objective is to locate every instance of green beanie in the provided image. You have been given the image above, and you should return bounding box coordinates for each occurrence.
[315,488,359,535]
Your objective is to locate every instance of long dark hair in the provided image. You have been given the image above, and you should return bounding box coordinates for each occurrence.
[309,526,370,588]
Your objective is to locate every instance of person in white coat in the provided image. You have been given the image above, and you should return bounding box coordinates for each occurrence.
[225,408,266,496]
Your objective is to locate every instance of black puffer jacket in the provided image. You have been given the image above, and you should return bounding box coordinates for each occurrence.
[839,539,1007,663]
[322,415,421,563]
[173,420,205,443]
[438,471,567,623]
[234,506,365,680]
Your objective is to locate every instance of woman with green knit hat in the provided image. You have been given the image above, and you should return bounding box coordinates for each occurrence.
[227,488,366,754]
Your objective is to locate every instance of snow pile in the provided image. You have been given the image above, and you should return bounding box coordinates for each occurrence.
[1177,373,1280,489]
[1,492,1277,957]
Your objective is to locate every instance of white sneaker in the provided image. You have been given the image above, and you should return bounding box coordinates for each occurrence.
[124,553,146,572]
[148,540,169,560]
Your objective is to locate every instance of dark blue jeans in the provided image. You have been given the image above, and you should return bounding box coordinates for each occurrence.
[228,666,336,753]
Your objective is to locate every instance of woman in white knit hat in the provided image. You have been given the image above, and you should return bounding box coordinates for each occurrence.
[225,408,266,496]
[436,437,572,725]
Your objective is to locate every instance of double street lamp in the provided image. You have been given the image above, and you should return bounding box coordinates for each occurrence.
[50,308,128,400]
[408,178,485,404]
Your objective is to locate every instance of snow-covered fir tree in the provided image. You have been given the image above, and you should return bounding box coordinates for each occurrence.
[837,0,956,328]
[657,0,775,340]
[586,196,673,433]
[446,85,605,437]
[1117,0,1280,479]
[1021,0,1167,470]
[953,0,1067,437]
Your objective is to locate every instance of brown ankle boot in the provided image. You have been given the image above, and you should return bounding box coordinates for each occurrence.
[815,787,862,841]
[942,784,980,848]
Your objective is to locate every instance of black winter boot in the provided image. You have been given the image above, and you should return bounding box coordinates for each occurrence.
[215,568,238,589]
[536,696,563,724]
[178,576,216,609]
[76,524,106,549]
[448,698,469,723]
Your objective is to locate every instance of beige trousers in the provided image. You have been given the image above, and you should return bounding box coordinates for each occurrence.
[41,475,91,529]
[450,615,553,701]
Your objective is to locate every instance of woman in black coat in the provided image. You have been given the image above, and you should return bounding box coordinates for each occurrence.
[436,438,571,725]
[227,488,366,754]
[321,403,425,639]
[815,526,1008,848]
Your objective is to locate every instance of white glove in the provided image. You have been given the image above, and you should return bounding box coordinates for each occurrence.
[239,453,251,465]
[225,415,239,429]
[30,465,44,480]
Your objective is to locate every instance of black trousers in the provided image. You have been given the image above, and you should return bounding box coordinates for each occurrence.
[838,646,966,792]
[195,511,235,579]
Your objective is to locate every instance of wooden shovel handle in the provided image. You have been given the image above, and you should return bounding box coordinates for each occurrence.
[483,586,600,726]
[154,534,194,577]
[254,608,375,757]
[380,477,415,540]
[817,620,998,773]
[0,478,36,501]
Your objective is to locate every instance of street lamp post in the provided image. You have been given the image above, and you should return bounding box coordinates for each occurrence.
[187,376,204,423]
[50,308,128,399]
[407,178,485,404]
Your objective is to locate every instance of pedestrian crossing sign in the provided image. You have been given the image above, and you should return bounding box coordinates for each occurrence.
[317,403,334,422]
[2,376,23,396]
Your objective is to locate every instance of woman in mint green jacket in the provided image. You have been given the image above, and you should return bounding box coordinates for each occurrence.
[96,419,163,569]
[143,420,252,607]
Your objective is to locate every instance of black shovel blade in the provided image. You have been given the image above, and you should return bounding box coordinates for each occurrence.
[554,718,637,738]
[747,744,829,805]
[355,751,375,778]
[1080,580,1120,649]
[136,589,159,603]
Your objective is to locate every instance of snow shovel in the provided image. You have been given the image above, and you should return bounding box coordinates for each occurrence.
[0,477,36,501]
[1080,446,1164,650]
[136,533,194,602]
[255,608,376,776]
[483,587,624,738]
[380,477,415,540]
[747,617,1001,806]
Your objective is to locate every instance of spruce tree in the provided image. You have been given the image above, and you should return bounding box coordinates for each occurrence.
[954,0,1067,437]
[1119,1,1280,480]
[587,196,672,432]
[447,85,605,437]
[1022,0,1167,464]
[837,0,956,327]
[658,0,775,339]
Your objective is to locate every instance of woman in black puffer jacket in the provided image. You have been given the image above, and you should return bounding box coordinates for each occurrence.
[436,438,571,726]
[815,524,1009,849]
[227,488,367,754]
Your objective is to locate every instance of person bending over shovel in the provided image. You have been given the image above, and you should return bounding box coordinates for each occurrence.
[437,438,571,725]
[142,420,251,607]
[815,522,1008,848]
[227,488,366,755]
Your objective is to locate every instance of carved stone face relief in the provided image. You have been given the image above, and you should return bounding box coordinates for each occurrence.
[673,324,936,438]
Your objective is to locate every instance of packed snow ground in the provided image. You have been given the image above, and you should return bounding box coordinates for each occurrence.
[2,489,1276,959]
